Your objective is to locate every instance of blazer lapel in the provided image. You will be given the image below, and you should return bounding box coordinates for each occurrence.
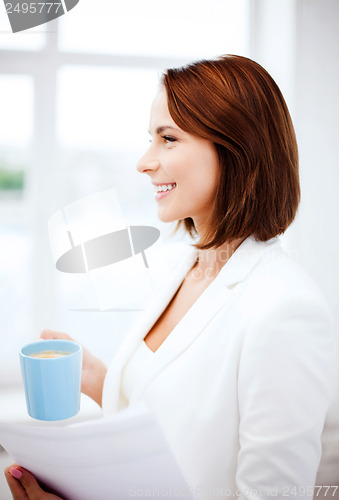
[102,236,282,414]
[128,279,232,404]
[128,236,282,404]
[102,245,198,414]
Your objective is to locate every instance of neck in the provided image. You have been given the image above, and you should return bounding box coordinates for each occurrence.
[192,237,246,281]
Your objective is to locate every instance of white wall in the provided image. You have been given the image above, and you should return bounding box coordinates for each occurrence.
[294,0,339,326]
[250,0,339,483]
[294,0,339,483]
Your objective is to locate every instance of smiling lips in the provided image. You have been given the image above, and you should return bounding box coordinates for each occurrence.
[154,183,176,193]
[153,183,176,200]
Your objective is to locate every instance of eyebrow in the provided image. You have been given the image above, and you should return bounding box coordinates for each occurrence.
[148,125,181,135]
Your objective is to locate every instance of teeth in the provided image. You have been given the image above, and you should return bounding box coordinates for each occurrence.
[154,183,176,193]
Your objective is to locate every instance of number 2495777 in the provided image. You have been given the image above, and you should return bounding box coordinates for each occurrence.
[5,3,62,14]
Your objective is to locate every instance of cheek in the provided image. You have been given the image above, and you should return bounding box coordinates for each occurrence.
[190,150,219,189]
[163,146,219,190]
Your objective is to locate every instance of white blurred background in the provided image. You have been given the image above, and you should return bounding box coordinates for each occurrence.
[0,0,338,495]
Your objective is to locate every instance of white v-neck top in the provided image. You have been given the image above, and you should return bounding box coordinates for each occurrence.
[121,340,155,403]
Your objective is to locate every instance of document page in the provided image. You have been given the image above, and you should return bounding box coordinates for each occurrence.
[0,403,190,499]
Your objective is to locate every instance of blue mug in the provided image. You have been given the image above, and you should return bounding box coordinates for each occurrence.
[20,339,82,421]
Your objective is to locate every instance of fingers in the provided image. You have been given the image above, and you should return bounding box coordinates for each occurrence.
[14,466,45,499]
[5,465,54,500]
[40,329,72,341]
[4,465,28,500]
[5,465,64,500]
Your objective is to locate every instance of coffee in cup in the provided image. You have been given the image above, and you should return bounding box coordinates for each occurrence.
[29,350,72,358]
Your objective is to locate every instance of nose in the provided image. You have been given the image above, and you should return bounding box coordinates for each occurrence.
[136,146,160,175]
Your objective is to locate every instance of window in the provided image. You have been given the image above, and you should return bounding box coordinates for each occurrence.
[58,0,249,58]
[57,66,159,150]
[0,0,250,384]
[0,76,33,196]
[0,76,33,379]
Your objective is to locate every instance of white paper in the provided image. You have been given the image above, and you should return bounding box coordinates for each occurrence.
[0,402,190,499]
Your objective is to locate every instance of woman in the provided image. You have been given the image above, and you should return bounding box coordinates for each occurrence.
[5,55,335,499]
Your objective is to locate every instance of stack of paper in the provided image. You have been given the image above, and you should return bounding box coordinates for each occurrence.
[0,403,190,499]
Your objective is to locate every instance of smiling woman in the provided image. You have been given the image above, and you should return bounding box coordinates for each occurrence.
[5,54,336,500]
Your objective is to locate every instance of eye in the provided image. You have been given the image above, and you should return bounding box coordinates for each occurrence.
[162,135,177,143]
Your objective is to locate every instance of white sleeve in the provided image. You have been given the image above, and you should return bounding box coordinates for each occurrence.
[236,294,336,499]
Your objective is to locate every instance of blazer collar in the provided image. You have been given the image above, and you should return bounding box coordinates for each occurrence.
[219,235,280,287]
[102,245,197,414]
[102,236,281,413]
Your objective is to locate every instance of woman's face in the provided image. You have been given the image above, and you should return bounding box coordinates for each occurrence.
[137,88,220,233]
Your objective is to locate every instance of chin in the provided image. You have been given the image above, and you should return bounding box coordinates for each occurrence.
[157,208,181,224]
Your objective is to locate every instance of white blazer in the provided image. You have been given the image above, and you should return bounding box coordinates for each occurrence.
[102,236,335,499]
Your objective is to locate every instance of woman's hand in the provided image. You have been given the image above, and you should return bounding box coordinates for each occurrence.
[5,465,63,499]
[40,329,107,407]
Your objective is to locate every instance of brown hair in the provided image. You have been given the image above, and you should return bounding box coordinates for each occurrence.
[162,54,300,249]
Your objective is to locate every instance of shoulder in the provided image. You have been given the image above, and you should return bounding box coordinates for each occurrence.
[234,237,332,325]
[232,240,335,389]
[230,238,335,374]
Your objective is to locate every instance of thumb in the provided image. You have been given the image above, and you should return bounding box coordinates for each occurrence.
[40,329,72,341]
